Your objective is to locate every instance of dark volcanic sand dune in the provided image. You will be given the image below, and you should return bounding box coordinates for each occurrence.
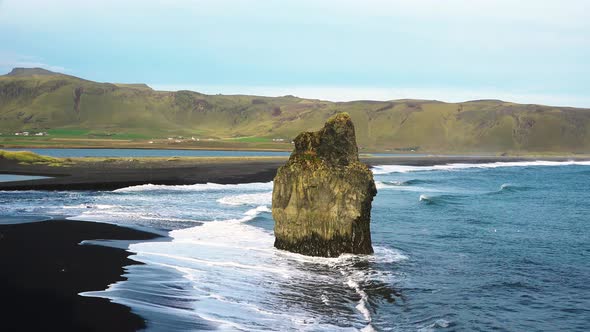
[0,219,161,332]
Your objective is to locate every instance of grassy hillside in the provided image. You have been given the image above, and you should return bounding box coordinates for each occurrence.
[1,68,589,153]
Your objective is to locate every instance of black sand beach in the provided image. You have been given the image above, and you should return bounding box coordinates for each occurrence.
[2,155,589,191]
[1,154,590,331]
[0,219,162,332]
[0,157,286,190]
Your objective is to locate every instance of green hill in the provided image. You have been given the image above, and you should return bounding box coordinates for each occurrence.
[1,68,589,153]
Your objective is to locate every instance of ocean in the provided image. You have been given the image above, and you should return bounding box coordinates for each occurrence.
[1,161,589,331]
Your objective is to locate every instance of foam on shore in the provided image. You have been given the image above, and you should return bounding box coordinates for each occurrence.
[372,160,590,174]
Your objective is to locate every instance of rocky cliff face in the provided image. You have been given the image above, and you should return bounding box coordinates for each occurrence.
[272,112,377,257]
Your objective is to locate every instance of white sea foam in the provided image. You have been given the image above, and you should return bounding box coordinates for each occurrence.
[497,183,530,193]
[417,318,452,332]
[373,246,409,264]
[372,160,590,174]
[217,191,272,206]
[275,247,396,268]
[273,249,344,266]
[245,205,271,215]
[346,276,371,322]
[71,210,200,224]
[360,324,377,332]
[197,313,247,331]
[62,204,117,210]
[49,182,275,227]
[375,181,440,193]
[374,181,388,190]
[121,196,403,330]
[19,179,404,331]
[138,251,289,275]
[114,181,273,193]
[127,206,331,329]
[166,205,273,251]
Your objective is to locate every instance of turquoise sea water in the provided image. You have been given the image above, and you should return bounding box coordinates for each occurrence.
[1,161,589,331]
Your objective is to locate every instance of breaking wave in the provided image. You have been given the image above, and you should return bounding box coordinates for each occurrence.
[113,181,273,193]
[376,179,435,189]
[373,160,590,174]
[217,191,272,206]
[419,194,462,206]
[116,201,405,331]
[497,183,531,193]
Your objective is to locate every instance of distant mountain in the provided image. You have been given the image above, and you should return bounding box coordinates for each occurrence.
[1,67,589,153]
[5,67,62,77]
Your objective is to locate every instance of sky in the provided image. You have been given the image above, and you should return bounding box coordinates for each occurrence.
[1,0,589,107]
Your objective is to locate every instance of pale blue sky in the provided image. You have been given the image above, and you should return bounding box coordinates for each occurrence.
[1,0,589,106]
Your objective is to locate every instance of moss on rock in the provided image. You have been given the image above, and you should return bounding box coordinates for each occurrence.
[272,113,377,257]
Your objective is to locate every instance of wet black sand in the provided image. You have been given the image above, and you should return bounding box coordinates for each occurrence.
[0,219,162,332]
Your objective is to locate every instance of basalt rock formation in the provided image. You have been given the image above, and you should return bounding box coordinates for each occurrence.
[272,112,377,257]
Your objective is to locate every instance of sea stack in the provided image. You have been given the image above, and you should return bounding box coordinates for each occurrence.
[272,112,377,257]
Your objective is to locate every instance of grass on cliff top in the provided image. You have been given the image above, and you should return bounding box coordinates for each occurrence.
[3,70,590,153]
[0,149,65,166]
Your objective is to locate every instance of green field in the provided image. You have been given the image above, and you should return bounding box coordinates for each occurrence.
[1,68,590,153]
[230,137,273,143]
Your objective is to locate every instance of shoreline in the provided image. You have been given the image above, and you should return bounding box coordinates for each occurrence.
[0,219,163,332]
[1,155,590,191]
[0,144,293,152]
[3,144,590,156]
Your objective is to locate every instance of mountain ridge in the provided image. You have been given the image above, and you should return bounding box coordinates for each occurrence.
[1,68,589,153]
[5,67,61,77]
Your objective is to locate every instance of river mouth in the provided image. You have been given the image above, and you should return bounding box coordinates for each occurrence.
[0,174,52,182]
